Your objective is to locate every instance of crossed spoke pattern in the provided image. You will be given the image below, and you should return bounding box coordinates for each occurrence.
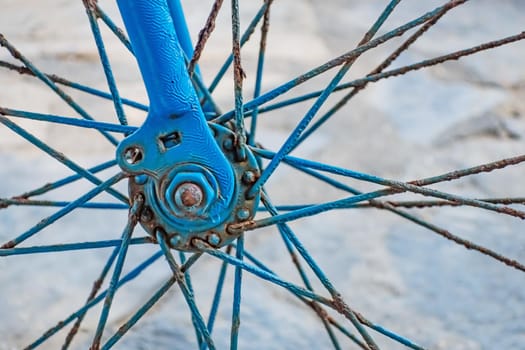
[0,0,524,349]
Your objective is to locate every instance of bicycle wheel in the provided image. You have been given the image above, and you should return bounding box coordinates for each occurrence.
[1,0,524,349]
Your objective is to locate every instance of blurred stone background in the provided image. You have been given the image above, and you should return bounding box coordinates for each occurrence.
[0,0,524,349]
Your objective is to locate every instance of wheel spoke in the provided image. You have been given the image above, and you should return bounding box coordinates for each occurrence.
[12,159,116,200]
[261,193,379,350]
[250,29,525,120]
[0,35,119,145]
[0,117,129,203]
[188,0,225,76]
[90,195,143,349]
[95,4,134,54]
[248,0,272,146]
[366,197,525,209]
[62,245,121,349]
[238,246,382,350]
[0,237,152,257]
[100,277,177,350]
[201,246,232,350]
[214,0,466,124]
[230,234,244,350]
[1,173,126,249]
[252,148,525,219]
[198,242,333,306]
[288,160,525,273]
[262,189,344,349]
[157,232,215,349]
[0,198,128,210]
[24,251,163,349]
[83,1,128,126]
[0,107,136,133]
[294,1,457,149]
[0,60,147,111]
[244,0,401,166]
[180,251,204,348]
[206,0,272,96]
[231,0,246,148]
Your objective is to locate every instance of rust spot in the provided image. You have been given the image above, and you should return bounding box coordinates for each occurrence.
[1,240,15,249]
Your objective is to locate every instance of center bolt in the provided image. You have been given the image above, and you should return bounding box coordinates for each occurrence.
[174,182,204,209]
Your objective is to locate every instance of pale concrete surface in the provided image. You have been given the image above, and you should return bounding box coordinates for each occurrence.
[1,1,524,349]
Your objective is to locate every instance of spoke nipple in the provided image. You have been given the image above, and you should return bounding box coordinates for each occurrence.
[222,138,234,151]
[170,234,182,247]
[134,174,148,185]
[236,208,250,221]
[207,233,221,246]
[242,170,256,184]
[140,207,153,222]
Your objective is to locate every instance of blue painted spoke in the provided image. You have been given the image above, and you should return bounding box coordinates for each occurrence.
[0,60,148,111]
[287,157,525,273]
[101,277,177,350]
[192,71,221,116]
[264,193,343,350]
[62,244,121,349]
[25,251,163,349]
[180,251,204,348]
[294,1,456,150]
[1,173,125,249]
[0,35,119,146]
[103,247,203,350]
[237,246,368,349]
[231,0,246,147]
[242,20,525,125]
[230,235,244,350]
[201,246,232,350]
[248,0,272,146]
[0,117,128,203]
[157,232,215,350]
[91,195,143,349]
[16,159,116,199]
[0,198,128,210]
[261,193,379,349]
[207,0,271,96]
[182,54,221,116]
[0,237,152,257]
[365,323,426,350]
[196,241,333,306]
[247,64,353,198]
[186,0,225,77]
[214,1,467,124]
[251,148,525,220]
[95,4,134,54]
[246,0,401,198]
[330,322,368,350]
[0,107,135,133]
[83,2,128,126]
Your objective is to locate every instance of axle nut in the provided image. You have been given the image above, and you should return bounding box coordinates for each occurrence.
[164,170,218,218]
[175,182,204,208]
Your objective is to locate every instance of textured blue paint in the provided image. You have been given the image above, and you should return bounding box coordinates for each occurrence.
[116,0,235,221]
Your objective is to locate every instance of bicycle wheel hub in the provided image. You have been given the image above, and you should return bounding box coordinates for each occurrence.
[127,123,260,251]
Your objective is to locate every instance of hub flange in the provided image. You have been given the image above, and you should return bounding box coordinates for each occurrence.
[129,123,260,251]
